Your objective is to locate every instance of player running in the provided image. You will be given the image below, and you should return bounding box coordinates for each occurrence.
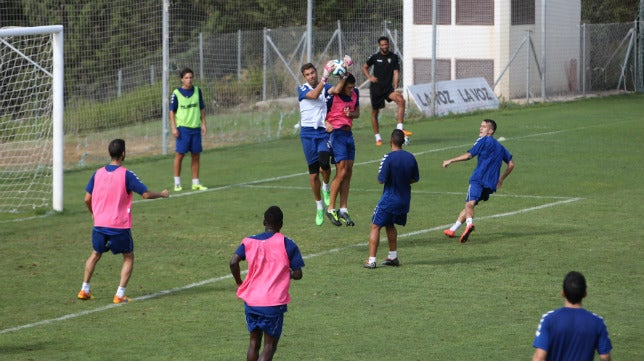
[442,119,514,243]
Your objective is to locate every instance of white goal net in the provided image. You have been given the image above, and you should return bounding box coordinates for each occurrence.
[0,26,63,214]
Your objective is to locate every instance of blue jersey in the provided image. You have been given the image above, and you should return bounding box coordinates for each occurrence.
[376,149,419,214]
[533,307,612,361]
[467,135,512,190]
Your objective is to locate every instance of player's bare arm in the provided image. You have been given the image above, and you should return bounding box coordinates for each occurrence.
[442,152,473,168]
[142,189,170,199]
[169,110,179,138]
[328,76,347,95]
[229,254,244,286]
[344,106,360,119]
[84,192,93,213]
[496,159,515,188]
[393,69,400,89]
[290,268,302,280]
[362,63,377,83]
[200,109,207,135]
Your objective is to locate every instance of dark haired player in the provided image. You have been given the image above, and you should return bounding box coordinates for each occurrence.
[298,63,333,226]
[78,139,169,303]
[364,129,419,268]
[324,73,360,227]
[362,36,411,146]
[230,206,304,361]
[532,271,612,361]
[442,119,514,243]
[169,67,208,191]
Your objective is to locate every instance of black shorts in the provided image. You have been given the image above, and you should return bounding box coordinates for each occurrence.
[370,85,395,110]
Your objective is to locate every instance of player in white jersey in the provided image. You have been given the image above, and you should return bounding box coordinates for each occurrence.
[298,63,333,225]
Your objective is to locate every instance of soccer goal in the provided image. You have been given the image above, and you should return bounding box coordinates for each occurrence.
[0,25,64,213]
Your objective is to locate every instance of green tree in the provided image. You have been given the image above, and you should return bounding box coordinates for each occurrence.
[0,0,26,25]
[582,0,639,23]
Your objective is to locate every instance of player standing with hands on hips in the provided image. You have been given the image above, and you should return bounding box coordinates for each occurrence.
[77,139,169,303]
[230,206,304,361]
[364,129,419,269]
[170,67,208,192]
[442,119,514,243]
[532,271,612,361]
[363,36,411,146]
[298,63,333,226]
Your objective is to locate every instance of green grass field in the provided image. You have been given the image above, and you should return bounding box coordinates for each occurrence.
[1,94,643,360]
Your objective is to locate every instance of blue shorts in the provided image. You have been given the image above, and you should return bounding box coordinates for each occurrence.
[329,129,355,162]
[371,205,407,227]
[245,305,287,339]
[175,126,203,154]
[300,126,330,166]
[466,182,494,204]
[92,228,134,254]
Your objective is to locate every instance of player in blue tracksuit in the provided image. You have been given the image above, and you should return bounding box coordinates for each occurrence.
[442,119,514,243]
[364,129,419,268]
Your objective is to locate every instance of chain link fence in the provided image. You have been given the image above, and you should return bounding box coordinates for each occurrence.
[583,22,640,93]
[0,3,640,171]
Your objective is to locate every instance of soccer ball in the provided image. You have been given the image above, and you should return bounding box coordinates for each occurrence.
[325,59,346,78]
[331,60,346,77]
[325,55,353,78]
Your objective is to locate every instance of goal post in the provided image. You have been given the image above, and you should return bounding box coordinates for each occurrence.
[0,25,64,213]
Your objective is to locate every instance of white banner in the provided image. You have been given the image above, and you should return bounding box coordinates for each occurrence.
[407,77,499,116]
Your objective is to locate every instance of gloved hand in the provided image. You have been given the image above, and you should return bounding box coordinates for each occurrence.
[322,67,330,83]
[341,54,353,68]
[322,60,337,83]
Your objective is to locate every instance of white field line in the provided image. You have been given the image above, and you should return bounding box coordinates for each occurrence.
[240,184,576,200]
[1,197,580,335]
[1,128,581,333]
[150,126,583,200]
[1,127,582,222]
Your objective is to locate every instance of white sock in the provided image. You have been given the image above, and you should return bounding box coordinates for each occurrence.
[450,221,462,232]
[339,207,348,214]
[396,123,404,130]
[116,286,126,298]
[82,282,90,293]
[192,179,200,186]
[466,218,473,225]
[369,256,377,264]
[174,177,181,186]
[322,183,329,192]
[388,251,397,260]
[316,200,323,210]
[375,134,382,141]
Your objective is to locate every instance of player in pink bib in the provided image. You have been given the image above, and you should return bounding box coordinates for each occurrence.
[77,139,169,304]
[324,73,360,227]
[230,206,304,361]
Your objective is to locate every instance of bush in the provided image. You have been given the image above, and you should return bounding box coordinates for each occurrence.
[64,84,163,134]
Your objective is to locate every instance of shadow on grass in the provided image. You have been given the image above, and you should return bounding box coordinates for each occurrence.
[0,341,51,355]
[406,255,501,266]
